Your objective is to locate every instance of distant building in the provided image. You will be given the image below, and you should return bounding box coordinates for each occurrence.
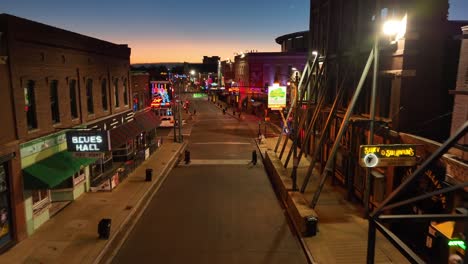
[275,31,309,52]
[131,71,151,111]
[202,56,220,65]
[230,52,306,112]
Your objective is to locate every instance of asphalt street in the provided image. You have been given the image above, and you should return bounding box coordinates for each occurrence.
[112,94,308,264]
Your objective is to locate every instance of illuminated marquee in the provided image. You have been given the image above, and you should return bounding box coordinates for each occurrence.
[359,144,418,167]
[66,130,110,153]
[448,240,466,250]
[268,83,286,110]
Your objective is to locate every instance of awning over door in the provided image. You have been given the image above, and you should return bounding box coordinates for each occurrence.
[134,110,161,132]
[109,120,142,148]
[23,151,96,189]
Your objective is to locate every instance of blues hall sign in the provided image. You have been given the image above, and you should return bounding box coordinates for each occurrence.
[66,130,110,152]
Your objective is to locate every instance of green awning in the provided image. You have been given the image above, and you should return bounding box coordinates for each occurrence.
[23,151,96,189]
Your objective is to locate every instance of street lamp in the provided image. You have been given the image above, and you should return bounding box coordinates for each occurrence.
[365,10,408,216]
[366,6,407,263]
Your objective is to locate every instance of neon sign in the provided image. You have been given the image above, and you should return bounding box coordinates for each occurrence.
[448,240,466,250]
[359,144,418,167]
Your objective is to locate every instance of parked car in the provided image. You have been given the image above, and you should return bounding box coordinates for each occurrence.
[159,116,175,127]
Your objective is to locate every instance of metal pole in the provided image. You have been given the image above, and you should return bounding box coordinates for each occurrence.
[283,58,325,166]
[366,220,377,264]
[371,121,468,218]
[364,0,380,217]
[300,80,346,193]
[365,4,380,261]
[178,100,182,142]
[310,49,374,208]
[173,104,177,142]
[275,54,317,153]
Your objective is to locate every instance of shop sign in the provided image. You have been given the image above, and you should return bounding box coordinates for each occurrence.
[72,152,104,159]
[448,240,466,250]
[359,144,417,167]
[145,148,150,160]
[268,84,286,110]
[66,131,110,153]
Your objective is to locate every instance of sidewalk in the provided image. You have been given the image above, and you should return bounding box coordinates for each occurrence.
[257,136,410,264]
[0,141,186,264]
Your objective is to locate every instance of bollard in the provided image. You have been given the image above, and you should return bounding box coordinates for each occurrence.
[184,150,190,164]
[252,150,257,165]
[305,216,318,236]
[145,168,153,181]
[98,218,112,239]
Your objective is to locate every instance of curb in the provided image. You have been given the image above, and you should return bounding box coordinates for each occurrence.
[94,142,187,264]
[255,142,316,264]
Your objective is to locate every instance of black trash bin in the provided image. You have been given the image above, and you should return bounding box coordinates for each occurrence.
[145,168,153,182]
[305,216,318,237]
[184,150,190,164]
[98,218,112,239]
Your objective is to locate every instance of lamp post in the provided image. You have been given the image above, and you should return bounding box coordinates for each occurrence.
[366,4,407,263]
[364,6,408,216]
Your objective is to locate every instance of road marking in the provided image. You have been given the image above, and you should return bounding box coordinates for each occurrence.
[180,159,252,165]
[196,119,238,122]
[192,142,250,145]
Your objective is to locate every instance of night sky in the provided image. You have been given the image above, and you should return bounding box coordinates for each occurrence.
[1,0,467,63]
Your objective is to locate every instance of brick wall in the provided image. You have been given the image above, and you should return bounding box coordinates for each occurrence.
[450,25,468,160]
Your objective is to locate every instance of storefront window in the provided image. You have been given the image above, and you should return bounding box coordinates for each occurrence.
[73,169,86,186]
[0,164,12,247]
[32,189,50,215]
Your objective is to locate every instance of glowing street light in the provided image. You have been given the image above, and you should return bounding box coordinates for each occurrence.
[190,70,195,75]
[382,14,407,41]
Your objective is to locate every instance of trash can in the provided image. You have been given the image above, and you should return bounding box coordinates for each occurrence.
[305,216,318,237]
[145,168,153,182]
[98,218,112,239]
[252,150,257,165]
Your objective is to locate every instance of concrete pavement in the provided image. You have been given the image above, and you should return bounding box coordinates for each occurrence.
[1,96,410,264]
[0,141,186,264]
[257,136,410,264]
[211,97,410,263]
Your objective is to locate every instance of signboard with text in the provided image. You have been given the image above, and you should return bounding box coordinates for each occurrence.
[268,84,286,110]
[66,130,110,153]
[359,144,418,168]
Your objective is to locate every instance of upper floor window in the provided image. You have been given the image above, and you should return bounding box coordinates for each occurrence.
[123,78,128,106]
[24,80,38,130]
[114,79,120,107]
[50,80,60,124]
[101,79,108,111]
[86,79,94,114]
[69,80,78,119]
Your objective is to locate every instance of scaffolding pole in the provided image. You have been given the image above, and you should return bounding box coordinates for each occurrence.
[281,57,327,166]
[300,73,347,193]
[274,55,318,153]
[278,56,319,160]
[310,49,374,208]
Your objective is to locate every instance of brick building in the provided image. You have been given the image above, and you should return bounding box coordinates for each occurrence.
[301,1,467,261]
[0,14,160,250]
[230,51,307,112]
[131,71,151,111]
[450,25,468,161]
